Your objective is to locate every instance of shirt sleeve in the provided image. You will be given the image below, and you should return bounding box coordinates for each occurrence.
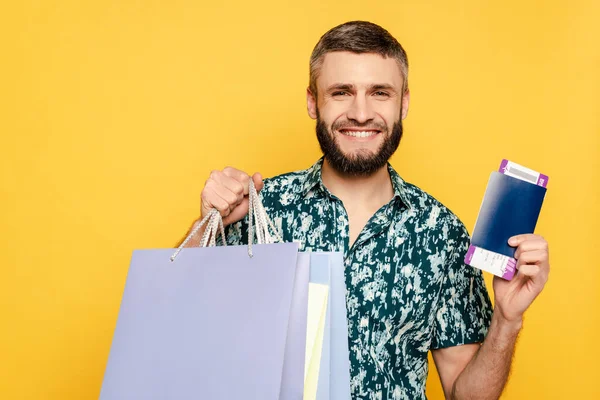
[431,225,493,350]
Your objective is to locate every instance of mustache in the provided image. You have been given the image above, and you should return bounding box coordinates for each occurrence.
[331,120,387,132]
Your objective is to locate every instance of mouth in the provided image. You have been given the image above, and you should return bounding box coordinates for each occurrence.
[337,129,381,138]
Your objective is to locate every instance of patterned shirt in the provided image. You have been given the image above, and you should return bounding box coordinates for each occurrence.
[225,158,493,399]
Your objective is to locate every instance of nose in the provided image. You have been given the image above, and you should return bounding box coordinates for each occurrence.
[346,93,376,124]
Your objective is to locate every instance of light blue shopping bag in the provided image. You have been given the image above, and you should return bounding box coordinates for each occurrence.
[309,252,351,400]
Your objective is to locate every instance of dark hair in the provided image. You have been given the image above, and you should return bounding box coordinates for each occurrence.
[309,21,409,96]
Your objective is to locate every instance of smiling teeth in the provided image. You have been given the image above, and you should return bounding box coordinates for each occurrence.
[342,131,377,138]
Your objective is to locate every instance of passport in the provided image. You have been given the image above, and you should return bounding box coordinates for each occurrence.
[471,172,547,258]
[465,160,548,280]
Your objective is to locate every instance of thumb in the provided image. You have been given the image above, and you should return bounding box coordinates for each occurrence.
[252,172,264,192]
[222,197,249,226]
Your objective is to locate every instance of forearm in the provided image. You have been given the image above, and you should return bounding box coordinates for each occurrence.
[451,313,522,400]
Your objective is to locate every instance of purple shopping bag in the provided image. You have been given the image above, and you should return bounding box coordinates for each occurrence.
[100,242,307,400]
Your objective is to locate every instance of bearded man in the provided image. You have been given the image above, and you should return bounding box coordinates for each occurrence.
[182,21,551,400]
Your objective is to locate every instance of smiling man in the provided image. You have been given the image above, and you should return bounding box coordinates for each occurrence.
[183,21,550,399]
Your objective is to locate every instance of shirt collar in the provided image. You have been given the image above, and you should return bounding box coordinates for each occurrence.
[300,158,413,210]
[300,158,325,196]
[387,164,413,211]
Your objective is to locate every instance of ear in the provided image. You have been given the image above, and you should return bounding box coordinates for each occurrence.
[307,87,318,120]
[401,89,410,120]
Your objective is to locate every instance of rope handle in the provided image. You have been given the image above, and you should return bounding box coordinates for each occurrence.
[170,178,281,262]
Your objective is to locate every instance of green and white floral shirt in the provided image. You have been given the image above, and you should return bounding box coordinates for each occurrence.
[226,158,493,399]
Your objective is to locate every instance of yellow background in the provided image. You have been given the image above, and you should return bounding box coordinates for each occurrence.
[1,0,598,398]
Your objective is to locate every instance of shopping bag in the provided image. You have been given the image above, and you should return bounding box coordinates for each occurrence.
[101,181,351,399]
[303,275,330,398]
[306,252,351,400]
[327,252,352,399]
[100,242,304,400]
[280,252,311,400]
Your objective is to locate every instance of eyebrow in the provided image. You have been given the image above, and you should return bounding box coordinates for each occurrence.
[326,83,355,92]
[325,83,398,94]
[370,83,397,93]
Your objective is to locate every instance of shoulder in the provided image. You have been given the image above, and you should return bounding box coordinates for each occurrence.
[262,169,307,193]
[259,168,311,208]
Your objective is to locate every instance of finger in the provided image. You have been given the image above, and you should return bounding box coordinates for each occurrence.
[223,197,249,226]
[516,264,542,279]
[514,240,549,259]
[508,234,543,247]
[202,188,232,217]
[211,184,240,216]
[202,182,237,217]
[516,251,549,284]
[516,262,549,287]
[216,174,245,205]
[515,249,549,266]
[252,172,264,192]
[222,167,252,194]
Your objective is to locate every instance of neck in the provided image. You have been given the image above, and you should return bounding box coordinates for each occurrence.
[321,158,395,206]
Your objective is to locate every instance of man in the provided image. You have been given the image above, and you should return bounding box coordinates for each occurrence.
[183,21,550,400]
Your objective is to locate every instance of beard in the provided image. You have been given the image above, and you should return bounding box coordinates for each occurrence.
[315,110,403,177]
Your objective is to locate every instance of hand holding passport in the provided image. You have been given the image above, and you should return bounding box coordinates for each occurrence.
[465,160,549,280]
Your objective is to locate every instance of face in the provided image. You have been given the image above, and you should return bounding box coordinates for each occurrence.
[307,52,410,176]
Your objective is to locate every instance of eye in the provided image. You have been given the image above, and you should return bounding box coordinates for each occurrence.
[332,91,349,97]
[374,91,390,97]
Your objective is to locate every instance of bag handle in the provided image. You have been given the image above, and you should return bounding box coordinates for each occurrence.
[247,179,282,255]
[170,179,281,262]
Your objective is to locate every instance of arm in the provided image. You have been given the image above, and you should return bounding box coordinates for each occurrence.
[433,234,550,399]
[432,315,520,399]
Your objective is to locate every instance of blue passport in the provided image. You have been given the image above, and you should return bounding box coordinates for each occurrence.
[471,171,547,258]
